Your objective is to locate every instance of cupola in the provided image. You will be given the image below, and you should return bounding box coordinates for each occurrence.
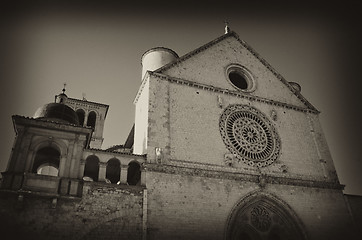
[33,86,79,125]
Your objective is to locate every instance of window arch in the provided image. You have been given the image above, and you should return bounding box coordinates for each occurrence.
[76,109,85,126]
[87,111,97,129]
[127,161,141,185]
[106,158,120,184]
[84,155,100,181]
[226,192,307,240]
[32,147,60,176]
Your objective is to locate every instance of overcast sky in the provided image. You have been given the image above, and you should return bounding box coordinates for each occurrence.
[0,1,361,195]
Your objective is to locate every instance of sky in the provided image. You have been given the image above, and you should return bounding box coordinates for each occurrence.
[0,1,361,195]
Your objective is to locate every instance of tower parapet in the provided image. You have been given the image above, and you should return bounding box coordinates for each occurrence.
[141,47,178,80]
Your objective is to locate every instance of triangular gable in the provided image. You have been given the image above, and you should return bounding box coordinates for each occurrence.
[154,31,318,112]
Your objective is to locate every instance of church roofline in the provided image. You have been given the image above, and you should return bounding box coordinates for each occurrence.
[154,31,319,112]
[12,115,94,134]
[147,72,320,114]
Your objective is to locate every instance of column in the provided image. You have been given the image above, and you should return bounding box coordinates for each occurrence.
[98,162,107,182]
[120,165,128,184]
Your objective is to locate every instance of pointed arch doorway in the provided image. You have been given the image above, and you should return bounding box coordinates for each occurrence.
[226,192,308,240]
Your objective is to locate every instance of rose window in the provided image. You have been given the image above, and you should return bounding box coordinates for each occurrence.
[219,105,280,167]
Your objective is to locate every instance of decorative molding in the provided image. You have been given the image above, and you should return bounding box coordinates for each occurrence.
[143,161,344,190]
[149,72,319,114]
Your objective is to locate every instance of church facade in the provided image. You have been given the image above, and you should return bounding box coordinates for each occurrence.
[0,30,359,239]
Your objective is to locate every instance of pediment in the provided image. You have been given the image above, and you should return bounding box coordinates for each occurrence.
[155,32,317,112]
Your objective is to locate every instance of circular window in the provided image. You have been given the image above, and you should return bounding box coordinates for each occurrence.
[219,105,280,167]
[226,65,255,92]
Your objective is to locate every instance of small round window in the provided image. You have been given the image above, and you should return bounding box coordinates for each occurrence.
[226,64,255,92]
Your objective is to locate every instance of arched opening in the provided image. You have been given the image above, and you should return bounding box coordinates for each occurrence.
[127,161,141,186]
[87,111,96,129]
[37,163,59,176]
[76,109,85,126]
[106,158,120,184]
[229,71,248,90]
[84,155,100,181]
[226,193,307,240]
[32,147,60,176]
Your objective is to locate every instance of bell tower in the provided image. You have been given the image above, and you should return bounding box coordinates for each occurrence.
[64,95,109,149]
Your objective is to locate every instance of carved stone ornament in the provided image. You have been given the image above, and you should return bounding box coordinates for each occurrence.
[250,205,272,232]
[219,105,281,168]
[155,147,163,164]
[217,95,223,108]
[258,174,267,188]
[224,153,234,167]
[271,110,277,121]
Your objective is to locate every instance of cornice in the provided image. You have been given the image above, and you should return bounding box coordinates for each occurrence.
[12,115,93,134]
[149,72,319,114]
[155,31,318,112]
[143,161,344,190]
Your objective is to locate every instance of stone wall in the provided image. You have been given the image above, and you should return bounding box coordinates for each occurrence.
[146,75,338,183]
[145,168,353,240]
[160,35,306,108]
[0,182,144,240]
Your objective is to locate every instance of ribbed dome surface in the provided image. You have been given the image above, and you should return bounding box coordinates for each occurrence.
[34,103,79,125]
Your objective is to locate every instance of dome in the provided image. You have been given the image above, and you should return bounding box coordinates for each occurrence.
[34,103,79,125]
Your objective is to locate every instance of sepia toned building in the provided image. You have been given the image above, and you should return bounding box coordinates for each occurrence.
[1,29,360,239]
